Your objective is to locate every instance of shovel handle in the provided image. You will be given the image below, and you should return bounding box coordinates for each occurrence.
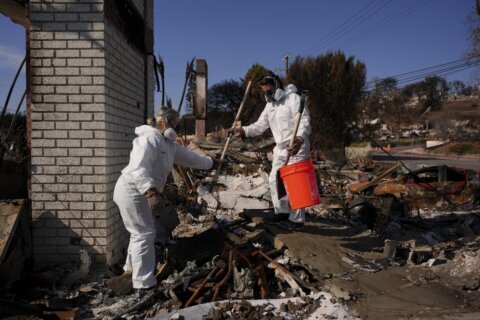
[209,81,252,192]
[285,90,308,165]
[219,80,252,160]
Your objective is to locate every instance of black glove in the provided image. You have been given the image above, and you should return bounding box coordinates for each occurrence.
[225,127,235,135]
[145,188,162,211]
[210,156,225,169]
[236,125,246,139]
[287,136,304,156]
[226,125,245,140]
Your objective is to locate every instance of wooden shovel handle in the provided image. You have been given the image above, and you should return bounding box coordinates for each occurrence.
[285,90,308,165]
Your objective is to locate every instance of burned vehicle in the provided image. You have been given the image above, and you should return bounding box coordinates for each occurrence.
[346,164,480,231]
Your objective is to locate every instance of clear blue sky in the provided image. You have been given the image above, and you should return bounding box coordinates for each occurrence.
[0,0,476,115]
[0,14,26,115]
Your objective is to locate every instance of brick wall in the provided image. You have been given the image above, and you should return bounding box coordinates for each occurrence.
[28,0,154,268]
[103,0,154,266]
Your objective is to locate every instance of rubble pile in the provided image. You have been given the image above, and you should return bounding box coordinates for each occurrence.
[142,217,327,317]
[0,209,362,320]
[447,120,480,141]
[204,295,330,320]
[197,172,270,216]
[2,134,480,319]
[346,164,480,232]
[169,138,274,232]
[170,170,271,238]
[332,205,480,271]
[0,260,112,319]
[308,165,359,219]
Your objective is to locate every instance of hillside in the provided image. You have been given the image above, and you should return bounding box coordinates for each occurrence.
[427,98,480,122]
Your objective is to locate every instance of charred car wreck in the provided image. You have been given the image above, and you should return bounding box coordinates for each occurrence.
[347,164,480,232]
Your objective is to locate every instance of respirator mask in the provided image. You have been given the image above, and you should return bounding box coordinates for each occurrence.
[265,87,285,103]
[156,105,179,141]
[262,76,285,103]
[164,115,179,141]
[163,127,178,141]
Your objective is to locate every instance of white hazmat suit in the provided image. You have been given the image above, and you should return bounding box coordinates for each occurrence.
[243,84,311,223]
[114,125,213,289]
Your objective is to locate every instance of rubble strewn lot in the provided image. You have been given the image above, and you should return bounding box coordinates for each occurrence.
[346,164,480,232]
[1,139,480,319]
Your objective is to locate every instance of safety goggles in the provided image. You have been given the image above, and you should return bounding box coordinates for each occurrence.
[260,76,276,86]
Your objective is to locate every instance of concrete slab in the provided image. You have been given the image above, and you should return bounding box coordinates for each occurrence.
[262,218,480,319]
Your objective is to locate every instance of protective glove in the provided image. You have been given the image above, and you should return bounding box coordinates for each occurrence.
[145,188,162,211]
[210,155,225,170]
[287,136,304,156]
[226,124,245,140]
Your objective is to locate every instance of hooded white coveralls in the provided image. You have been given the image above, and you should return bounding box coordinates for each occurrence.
[113,125,213,289]
[243,84,311,223]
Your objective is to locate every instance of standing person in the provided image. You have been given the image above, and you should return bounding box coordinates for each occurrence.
[113,106,219,293]
[234,73,311,231]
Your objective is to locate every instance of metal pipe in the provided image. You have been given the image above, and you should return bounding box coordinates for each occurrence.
[185,266,218,307]
[0,57,26,125]
[212,250,233,301]
[224,243,251,266]
[256,257,270,299]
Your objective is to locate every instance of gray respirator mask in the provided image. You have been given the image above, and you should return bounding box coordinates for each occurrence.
[262,76,285,103]
[163,127,178,141]
[265,88,285,103]
[163,117,178,141]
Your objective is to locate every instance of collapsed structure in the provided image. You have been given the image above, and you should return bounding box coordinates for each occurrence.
[2,131,480,318]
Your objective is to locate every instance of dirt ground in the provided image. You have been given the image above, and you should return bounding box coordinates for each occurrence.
[261,216,480,320]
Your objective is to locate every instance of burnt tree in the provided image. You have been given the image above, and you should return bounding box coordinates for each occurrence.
[286,52,366,159]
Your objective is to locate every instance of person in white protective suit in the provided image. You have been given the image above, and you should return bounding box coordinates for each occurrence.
[233,74,311,231]
[113,106,219,293]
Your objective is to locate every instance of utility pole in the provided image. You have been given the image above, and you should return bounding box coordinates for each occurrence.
[283,53,291,77]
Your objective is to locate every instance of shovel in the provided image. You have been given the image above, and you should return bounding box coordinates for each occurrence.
[209,81,252,192]
[277,90,308,200]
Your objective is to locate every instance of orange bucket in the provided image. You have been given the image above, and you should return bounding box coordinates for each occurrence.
[279,159,321,210]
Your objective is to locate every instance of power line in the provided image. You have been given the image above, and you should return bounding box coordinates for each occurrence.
[368,62,478,91]
[439,62,480,78]
[300,0,385,56]
[268,1,390,71]
[338,0,432,52]
[301,0,433,59]
[365,57,480,89]
[394,60,480,86]
[304,0,395,56]
[364,56,477,86]
[363,58,480,93]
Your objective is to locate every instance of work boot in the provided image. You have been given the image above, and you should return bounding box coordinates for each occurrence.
[264,213,290,225]
[133,286,155,299]
[106,270,133,295]
[278,220,304,231]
